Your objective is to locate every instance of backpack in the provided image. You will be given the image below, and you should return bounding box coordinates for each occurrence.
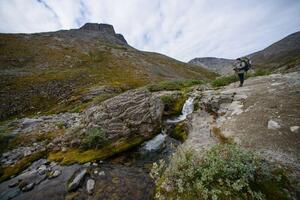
[241,57,251,72]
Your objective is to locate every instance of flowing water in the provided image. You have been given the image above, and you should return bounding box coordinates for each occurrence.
[1,97,195,200]
[166,96,195,123]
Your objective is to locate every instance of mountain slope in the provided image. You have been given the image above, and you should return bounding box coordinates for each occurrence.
[189,31,300,75]
[249,31,300,71]
[0,23,215,120]
[188,57,235,75]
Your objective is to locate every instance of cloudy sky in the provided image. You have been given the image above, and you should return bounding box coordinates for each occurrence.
[0,0,300,61]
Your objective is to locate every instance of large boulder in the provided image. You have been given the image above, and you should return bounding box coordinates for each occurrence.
[84,89,164,140]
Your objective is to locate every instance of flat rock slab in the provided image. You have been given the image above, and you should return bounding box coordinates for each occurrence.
[210,72,300,174]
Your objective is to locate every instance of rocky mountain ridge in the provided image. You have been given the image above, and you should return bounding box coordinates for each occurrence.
[189,31,300,75]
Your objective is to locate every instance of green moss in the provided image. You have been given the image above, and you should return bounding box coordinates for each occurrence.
[0,150,47,182]
[48,136,145,165]
[171,123,188,142]
[0,129,14,154]
[161,93,187,117]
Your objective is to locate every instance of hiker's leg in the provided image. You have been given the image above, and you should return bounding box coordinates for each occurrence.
[238,73,244,87]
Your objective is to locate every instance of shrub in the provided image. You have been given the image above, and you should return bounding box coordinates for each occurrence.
[211,75,238,88]
[152,144,297,200]
[81,128,107,149]
[147,80,204,92]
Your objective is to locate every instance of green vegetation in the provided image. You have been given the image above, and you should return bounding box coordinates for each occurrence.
[0,150,47,182]
[211,69,271,88]
[160,93,187,116]
[0,128,14,154]
[147,80,204,92]
[81,128,107,149]
[48,136,146,165]
[170,123,188,142]
[151,144,298,200]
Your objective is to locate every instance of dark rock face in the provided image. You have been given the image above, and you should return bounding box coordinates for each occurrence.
[84,89,164,140]
[80,23,116,35]
[189,57,235,75]
[79,23,127,44]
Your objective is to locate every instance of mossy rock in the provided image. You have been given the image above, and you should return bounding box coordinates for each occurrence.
[160,93,187,117]
[170,122,188,142]
[0,150,47,183]
[48,136,146,165]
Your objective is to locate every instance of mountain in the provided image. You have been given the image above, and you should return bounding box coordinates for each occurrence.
[188,57,235,75]
[189,31,300,75]
[249,31,300,72]
[0,23,215,120]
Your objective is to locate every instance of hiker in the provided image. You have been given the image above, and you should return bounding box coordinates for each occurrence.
[234,57,251,87]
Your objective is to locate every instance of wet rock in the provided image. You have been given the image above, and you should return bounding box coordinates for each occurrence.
[38,165,47,175]
[86,179,95,194]
[67,169,87,192]
[290,126,299,133]
[268,119,281,129]
[21,183,35,192]
[48,170,61,179]
[0,187,21,200]
[8,180,21,188]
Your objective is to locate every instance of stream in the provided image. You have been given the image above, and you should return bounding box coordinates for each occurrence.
[0,97,195,200]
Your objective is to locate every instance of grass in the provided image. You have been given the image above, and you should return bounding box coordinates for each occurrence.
[147,79,204,92]
[211,69,271,88]
[170,123,188,142]
[151,144,299,200]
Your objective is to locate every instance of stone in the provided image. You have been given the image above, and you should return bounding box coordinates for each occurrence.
[61,147,67,152]
[38,165,47,175]
[92,162,98,167]
[9,180,21,188]
[290,126,299,133]
[68,169,87,192]
[84,89,164,141]
[21,183,35,192]
[86,179,95,194]
[268,119,281,130]
[48,170,61,179]
[98,171,105,176]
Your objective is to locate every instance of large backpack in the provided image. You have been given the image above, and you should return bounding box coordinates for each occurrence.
[241,57,251,72]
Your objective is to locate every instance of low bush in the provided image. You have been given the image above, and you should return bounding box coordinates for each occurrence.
[160,93,187,116]
[151,144,298,200]
[147,80,204,92]
[81,128,107,149]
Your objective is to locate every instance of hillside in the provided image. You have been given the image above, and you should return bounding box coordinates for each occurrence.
[189,31,300,75]
[249,31,300,72]
[188,57,235,75]
[0,23,215,120]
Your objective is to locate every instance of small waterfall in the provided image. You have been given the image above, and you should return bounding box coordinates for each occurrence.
[166,96,195,123]
[142,133,167,151]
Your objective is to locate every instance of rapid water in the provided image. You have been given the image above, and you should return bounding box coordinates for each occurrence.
[142,133,167,151]
[166,96,195,123]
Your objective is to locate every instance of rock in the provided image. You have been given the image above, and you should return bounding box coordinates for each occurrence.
[22,118,43,127]
[23,149,32,157]
[268,119,281,130]
[92,162,98,167]
[48,170,61,179]
[84,89,164,140]
[68,169,87,192]
[98,171,105,176]
[21,183,35,192]
[61,147,67,152]
[38,165,47,175]
[290,126,299,133]
[0,187,21,200]
[9,180,21,188]
[86,179,95,194]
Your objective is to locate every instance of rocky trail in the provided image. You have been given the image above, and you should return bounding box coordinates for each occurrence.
[186,72,300,176]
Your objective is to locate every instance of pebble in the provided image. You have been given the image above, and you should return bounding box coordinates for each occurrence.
[49,170,61,179]
[21,183,35,192]
[86,179,95,194]
[290,126,299,133]
[98,171,105,176]
[268,119,281,130]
